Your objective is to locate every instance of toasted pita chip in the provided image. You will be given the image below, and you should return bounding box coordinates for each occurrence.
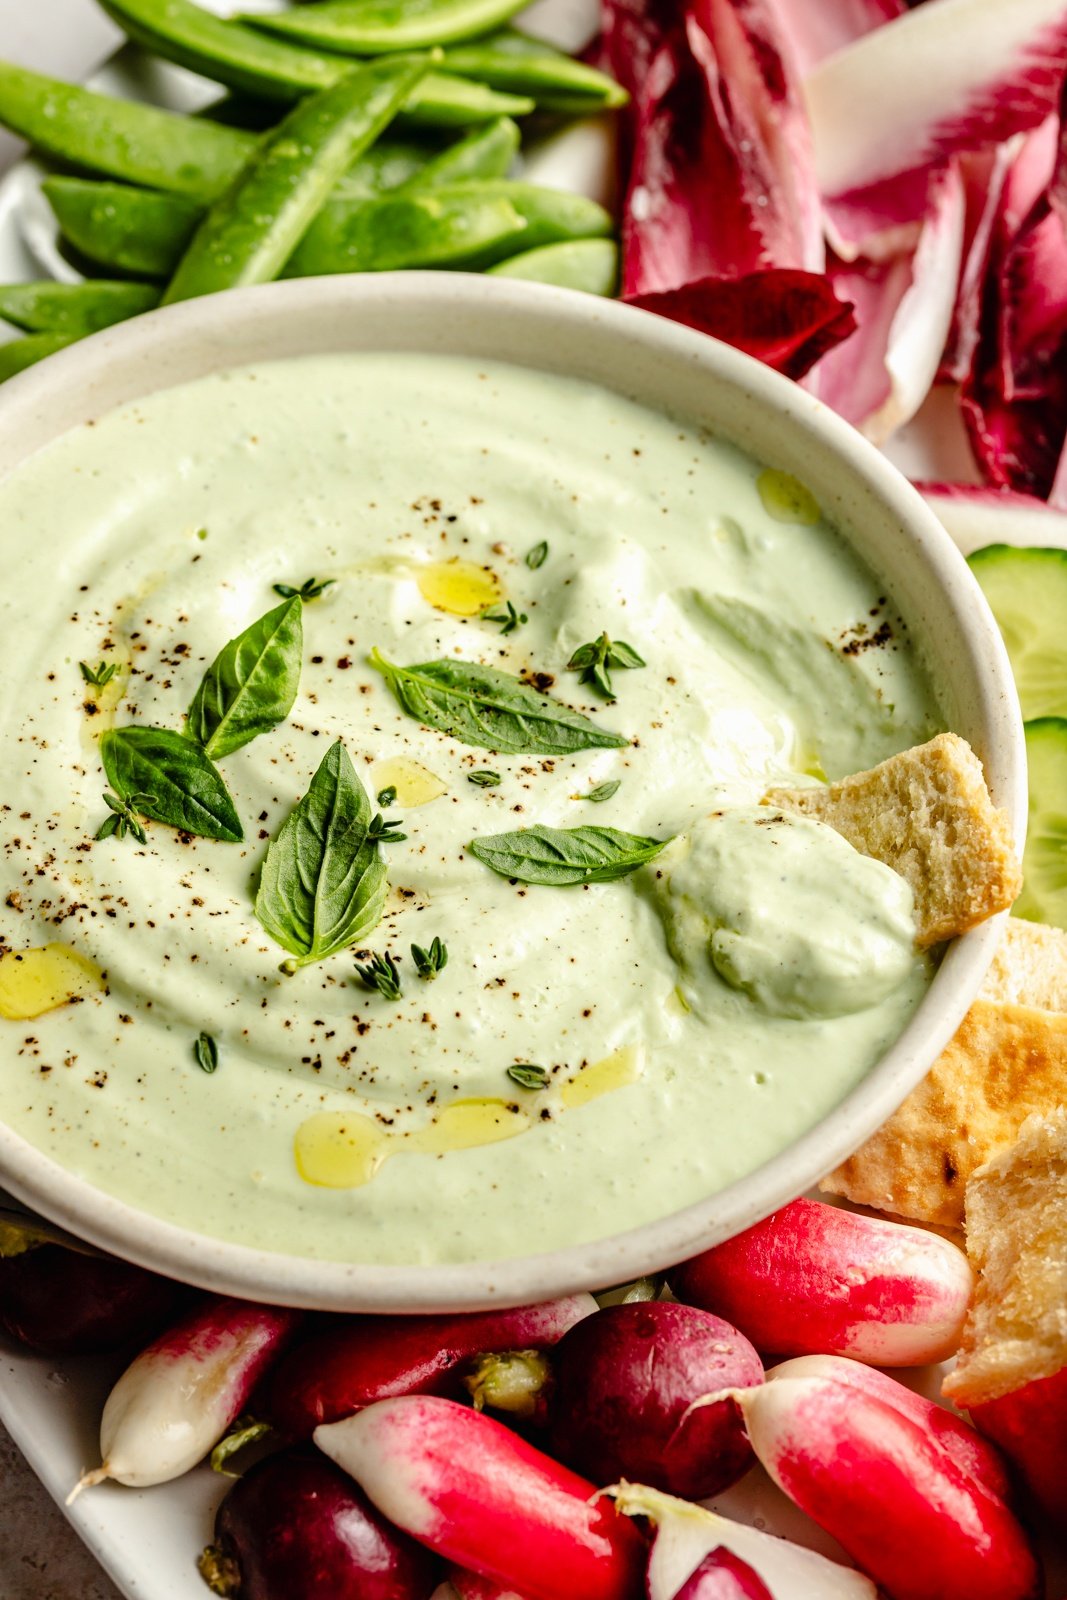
[980,917,1067,1011]
[820,1001,1067,1229]
[766,732,1021,946]
[943,1109,1067,1407]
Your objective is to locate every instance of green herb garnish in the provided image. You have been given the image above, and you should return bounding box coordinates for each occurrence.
[369,649,627,756]
[210,1417,271,1477]
[469,824,668,886]
[187,597,303,760]
[356,949,403,1001]
[468,770,501,787]
[583,780,621,803]
[80,660,117,689]
[567,632,645,699]
[255,739,386,970]
[411,937,447,979]
[525,540,549,570]
[376,785,398,808]
[483,600,527,635]
[194,1031,219,1074]
[368,812,407,844]
[507,1063,549,1090]
[100,728,243,843]
[273,577,335,601]
[95,790,151,845]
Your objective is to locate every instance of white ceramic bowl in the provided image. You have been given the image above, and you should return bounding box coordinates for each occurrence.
[0,274,1024,1311]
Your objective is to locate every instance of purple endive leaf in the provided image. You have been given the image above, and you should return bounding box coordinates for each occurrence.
[805,0,1067,202]
[765,0,905,79]
[674,1547,774,1599]
[627,271,856,379]
[918,481,1067,553]
[939,141,1023,384]
[817,163,965,442]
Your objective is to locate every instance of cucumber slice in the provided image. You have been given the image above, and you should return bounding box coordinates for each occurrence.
[1016,717,1067,929]
[968,543,1067,719]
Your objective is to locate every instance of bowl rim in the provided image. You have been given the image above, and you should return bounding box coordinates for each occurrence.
[0,272,1025,1309]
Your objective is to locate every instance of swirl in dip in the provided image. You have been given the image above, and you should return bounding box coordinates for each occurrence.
[0,353,942,1264]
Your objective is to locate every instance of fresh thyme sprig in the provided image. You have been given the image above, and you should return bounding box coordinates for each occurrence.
[80,660,117,689]
[507,1063,549,1090]
[356,950,403,1001]
[583,780,621,803]
[468,770,501,788]
[376,785,398,807]
[95,791,152,845]
[567,632,646,699]
[411,937,448,979]
[273,577,335,601]
[368,812,407,844]
[483,600,528,636]
[525,540,549,570]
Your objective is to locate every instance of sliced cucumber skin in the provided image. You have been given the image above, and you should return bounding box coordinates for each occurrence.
[969,543,1067,721]
[1016,716,1067,929]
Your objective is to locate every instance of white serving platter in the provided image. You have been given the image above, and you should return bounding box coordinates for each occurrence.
[0,2,1062,1595]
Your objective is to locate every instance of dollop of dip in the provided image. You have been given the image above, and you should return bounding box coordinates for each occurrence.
[0,354,942,1265]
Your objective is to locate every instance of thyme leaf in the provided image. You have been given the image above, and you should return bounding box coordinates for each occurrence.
[567,632,646,699]
[411,937,448,979]
[507,1063,549,1090]
[356,949,402,1001]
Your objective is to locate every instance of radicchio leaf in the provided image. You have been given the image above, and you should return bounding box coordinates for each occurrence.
[764,0,905,79]
[918,481,1067,555]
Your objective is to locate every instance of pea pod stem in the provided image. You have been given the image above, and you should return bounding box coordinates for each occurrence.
[247,0,530,54]
[163,55,431,304]
[96,0,533,121]
[441,31,629,113]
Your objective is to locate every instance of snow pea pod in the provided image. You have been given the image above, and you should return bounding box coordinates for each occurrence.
[487,238,619,295]
[396,115,518,191]
[43,178,202,277]
[283,189,528,274]
[442,31,628,113]
[0,333,77,383]
[163,55,430,304]
[0,59,255,200]
[97,0,534,123]
[0,281,159,336]
[248,0,529,53]
[290,178,613,275]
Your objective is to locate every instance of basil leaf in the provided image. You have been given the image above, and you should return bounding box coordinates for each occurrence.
[255,739,386,968]
[187,597,303,760]
[369,649,627,756]
[469,824,668,885]
[100,727,243,843]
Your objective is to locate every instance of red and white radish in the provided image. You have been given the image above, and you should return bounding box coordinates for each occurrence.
[0,1211,184,1355]
[674,1549,774,1600]
[547,1300,762,1499]
[727,1356,1040,1600]
[444,1571,531,1600]
[71,1297,301,1494]
[609,1483,877,1600]
[315,1394,645,1600]
[967,1364,1067,1523]
[671,1197,973,1367]
[269,1295,594,1438]
[198,1445,439,1599]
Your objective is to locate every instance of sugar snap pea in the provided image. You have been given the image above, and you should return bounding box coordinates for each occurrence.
[441,31,628,113]
[487,238,619,295]
[247,0,529,54]
[0,59,255,200]
[396,115,518,191]
[43,178,202,277]
[289,179,613,275]
[97,0,534,123]
[0,281,159,336]
[283,189,528,274]
[0,333,78,383]
[163,56,430,304]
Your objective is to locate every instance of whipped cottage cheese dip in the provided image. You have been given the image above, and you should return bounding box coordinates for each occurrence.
[0,353,943,1265]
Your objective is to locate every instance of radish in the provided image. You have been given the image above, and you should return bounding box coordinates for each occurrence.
[726,1356,1041,1600]
[445,1571,531,1599]
[671,1198,973,1366]
[609,1483,877,1600]
[71,1297,301,1494]
[315,1394,645,1600]
[546,1301,761,1499]
[198,1445,439,1599]
[674,1549,774,1600]
[0,1211,184,1355]
[268,1295,594,1437]
[967,1365,1067,1523]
